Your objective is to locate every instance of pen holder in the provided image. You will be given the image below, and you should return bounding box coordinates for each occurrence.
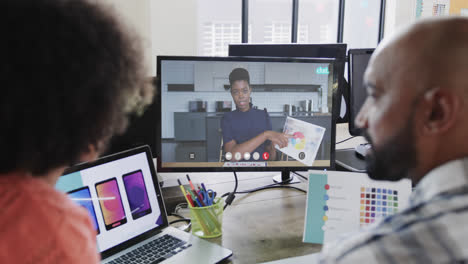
[190,198,223,238]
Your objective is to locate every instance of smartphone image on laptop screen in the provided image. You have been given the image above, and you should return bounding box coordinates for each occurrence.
[95,178,127,230]
[122,170,152,220]
[68,186,100,235]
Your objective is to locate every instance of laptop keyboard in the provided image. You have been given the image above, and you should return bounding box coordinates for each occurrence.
[107,234,192,264]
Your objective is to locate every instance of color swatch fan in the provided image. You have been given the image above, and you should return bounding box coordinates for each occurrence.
[276,116,325,166]
[303,170,412,244]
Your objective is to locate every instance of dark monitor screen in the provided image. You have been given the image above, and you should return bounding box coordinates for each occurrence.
[156,56,341,173]
[103,78,157,157]
[228,43,348,123]
[105,102,157,156]
[348,49,374,136]
[228,43,347,60]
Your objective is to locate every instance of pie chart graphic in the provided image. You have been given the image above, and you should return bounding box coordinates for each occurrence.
[289,131,306,150]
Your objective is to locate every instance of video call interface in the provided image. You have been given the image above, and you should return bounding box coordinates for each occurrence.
[55,152,163,252]
[160,58,337,168]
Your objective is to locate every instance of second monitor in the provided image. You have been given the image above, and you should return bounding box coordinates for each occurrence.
[228,43,348,123]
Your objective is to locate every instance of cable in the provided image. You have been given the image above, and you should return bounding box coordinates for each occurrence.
[168,218,191,225]
[336,136,356,145]
[223,170,239,210]
[173,203,188,214]
[220,181,279,198]
[169,204,191,231]
[221,171,306,209]
[221,181,305,196]
[234,185,306,194]
[292,171,308,181]
[168,212,186,219]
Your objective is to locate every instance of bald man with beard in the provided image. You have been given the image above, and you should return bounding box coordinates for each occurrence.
[318,17,468,263]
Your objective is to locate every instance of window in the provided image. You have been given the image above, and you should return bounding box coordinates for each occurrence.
[264,22,291,43]
[297,0,340,44]
[150,0,392,73]
[343,0,381,49]
[249,0,293,43]
[197,0,242,56]
[202,22,242,56]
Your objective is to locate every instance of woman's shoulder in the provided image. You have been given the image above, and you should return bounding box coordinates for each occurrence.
[251,108,270,117]
[222,110,235,120]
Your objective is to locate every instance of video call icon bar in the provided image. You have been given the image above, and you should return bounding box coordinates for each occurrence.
[225,151,269,161]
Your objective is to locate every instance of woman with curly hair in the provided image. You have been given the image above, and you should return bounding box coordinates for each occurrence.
[0,0,153,262]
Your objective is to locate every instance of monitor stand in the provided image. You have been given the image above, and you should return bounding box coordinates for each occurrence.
[272,171,300,184]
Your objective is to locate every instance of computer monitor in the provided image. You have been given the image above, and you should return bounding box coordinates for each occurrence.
[228,43,348,123]
[156,56,342,182]
[348,49,374,136]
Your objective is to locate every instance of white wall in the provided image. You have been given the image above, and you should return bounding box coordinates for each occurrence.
[101,0,152,76]
[384,0,418,41]
[150,1,198,75]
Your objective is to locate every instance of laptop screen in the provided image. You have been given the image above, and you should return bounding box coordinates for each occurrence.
[56,147,165,253]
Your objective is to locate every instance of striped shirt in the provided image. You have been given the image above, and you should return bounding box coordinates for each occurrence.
[318,158,468,263]
[0,172,99,263]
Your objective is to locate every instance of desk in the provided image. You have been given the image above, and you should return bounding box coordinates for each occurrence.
[159,123,367,263]
[335,123,367,150]
[160,171,321,264]
[335,124,368,172]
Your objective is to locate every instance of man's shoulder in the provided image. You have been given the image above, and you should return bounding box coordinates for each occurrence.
[320,194,468,263]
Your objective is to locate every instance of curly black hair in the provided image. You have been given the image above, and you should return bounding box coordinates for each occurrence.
[0,0,153,175]
[229,68,250,86]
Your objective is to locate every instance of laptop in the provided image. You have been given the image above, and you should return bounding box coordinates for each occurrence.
[56,145,232,263]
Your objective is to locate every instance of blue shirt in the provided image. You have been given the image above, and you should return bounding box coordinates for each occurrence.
[221,108,272,161]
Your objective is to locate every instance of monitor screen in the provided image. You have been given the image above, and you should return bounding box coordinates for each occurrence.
[228,44,348,123]
[348,49,374,136]
[156,56,340,172]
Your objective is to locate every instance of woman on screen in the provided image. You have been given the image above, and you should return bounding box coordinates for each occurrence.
[221,68,290,161]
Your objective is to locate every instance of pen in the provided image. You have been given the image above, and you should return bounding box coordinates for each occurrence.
[188,189,202,207]
[186,174,197,193]
[201,183,208,193]
[177,179,187,196]
[186,193,195,207]
[178,178,195,207]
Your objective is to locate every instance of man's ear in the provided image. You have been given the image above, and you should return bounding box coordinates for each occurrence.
[79,144,99,163]
[420,87,461,135]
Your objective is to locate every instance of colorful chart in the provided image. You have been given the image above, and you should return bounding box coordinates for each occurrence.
[290,131,306,150]
[276,117,325,166]
[359,187,399,226]
[303,171,412,245]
